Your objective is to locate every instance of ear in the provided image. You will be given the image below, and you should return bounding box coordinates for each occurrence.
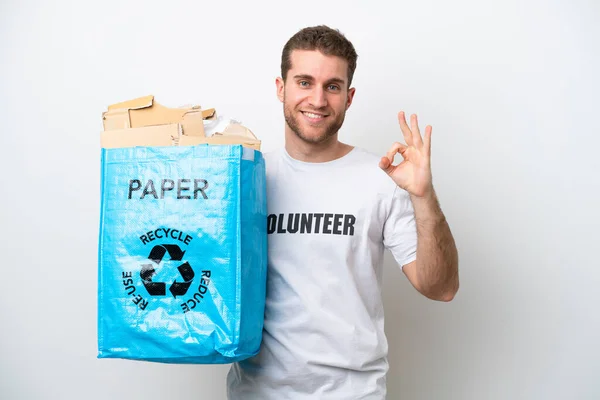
[346,87,356,110]
[276,77,285,103]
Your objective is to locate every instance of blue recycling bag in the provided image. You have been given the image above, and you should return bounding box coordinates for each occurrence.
[97,144,267,363]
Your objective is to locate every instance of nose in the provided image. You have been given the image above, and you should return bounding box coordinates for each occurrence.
[308,87,327,109]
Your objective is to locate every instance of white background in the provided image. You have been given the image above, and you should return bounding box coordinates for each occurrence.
[1,0,599,399]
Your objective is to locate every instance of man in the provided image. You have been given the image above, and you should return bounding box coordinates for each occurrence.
[227,25,459,399]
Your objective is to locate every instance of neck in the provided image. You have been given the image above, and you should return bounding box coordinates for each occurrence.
[285,128,353,163]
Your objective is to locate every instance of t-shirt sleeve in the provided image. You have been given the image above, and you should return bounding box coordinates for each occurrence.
[383,185,417,269]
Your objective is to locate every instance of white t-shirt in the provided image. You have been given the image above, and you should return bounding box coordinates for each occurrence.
[227,146,417,399]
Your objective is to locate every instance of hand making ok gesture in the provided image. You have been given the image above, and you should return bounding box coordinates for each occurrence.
[379,111,434,198]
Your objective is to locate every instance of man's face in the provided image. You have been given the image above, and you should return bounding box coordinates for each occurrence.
[276,50,355,144]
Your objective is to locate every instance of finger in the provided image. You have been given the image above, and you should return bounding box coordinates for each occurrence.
[380,142,407,173]
[379,155,406,174]
[379,156,393,172]
[424,125,432,156]
[410,114,423,148]
[385,142,408,164]
[397,111,413,146]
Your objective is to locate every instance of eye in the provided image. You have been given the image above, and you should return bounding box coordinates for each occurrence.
[327,84,340,91]
[299,80,310,87]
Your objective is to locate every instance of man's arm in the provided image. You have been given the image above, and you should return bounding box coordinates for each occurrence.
[402,189,459,302]
[379,111,459,301]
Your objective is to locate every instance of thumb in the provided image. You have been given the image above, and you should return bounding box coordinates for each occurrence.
[380,142,407,175]
[379,157,394,175]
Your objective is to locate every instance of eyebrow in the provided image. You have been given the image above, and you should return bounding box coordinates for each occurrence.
[293,74,346,86]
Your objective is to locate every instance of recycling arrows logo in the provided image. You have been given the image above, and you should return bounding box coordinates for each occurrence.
[140,244,194,298]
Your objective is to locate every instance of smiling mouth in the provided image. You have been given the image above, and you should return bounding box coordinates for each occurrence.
[302,111,329,120]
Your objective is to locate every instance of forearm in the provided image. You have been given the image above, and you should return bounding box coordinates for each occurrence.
[411,188,459,301]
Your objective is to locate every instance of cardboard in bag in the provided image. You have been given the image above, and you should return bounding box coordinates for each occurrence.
[101,95,261,150]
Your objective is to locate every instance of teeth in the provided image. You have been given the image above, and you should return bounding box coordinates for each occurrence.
[304,112,324,119]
